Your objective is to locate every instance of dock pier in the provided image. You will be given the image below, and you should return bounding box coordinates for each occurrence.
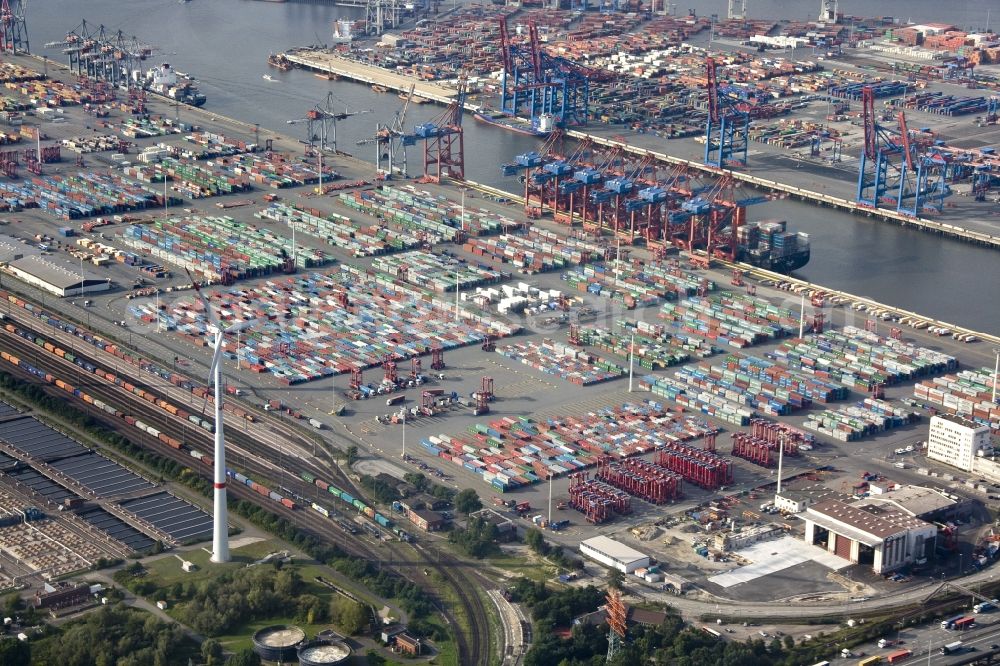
[282,50,458,105]
[282,50,1000,251]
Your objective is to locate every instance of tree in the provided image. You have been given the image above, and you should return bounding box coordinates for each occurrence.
[346,445,359,466]
[607,568,625,590]
[454,488,482,515]
[525,528,547,555]
[0,637,29,666]
[330,597,369,635]
[366,649,386,666]
[2,592,22,615]
[201,638,224,666]
[226,648,261,666]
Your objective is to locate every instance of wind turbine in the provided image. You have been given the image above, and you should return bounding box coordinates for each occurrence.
[188,271,260,563]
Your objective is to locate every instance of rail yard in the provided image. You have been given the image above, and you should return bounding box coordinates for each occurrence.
[0,3,997,664]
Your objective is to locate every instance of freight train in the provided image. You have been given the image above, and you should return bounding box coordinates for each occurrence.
[300,471,412,543]
[0,302,256,424]
[0,349,309,516]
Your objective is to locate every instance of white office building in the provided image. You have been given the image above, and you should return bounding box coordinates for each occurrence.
[927,414,991,472]
[580,536,649,574]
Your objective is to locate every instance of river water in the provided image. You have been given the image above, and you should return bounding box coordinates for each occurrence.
[27,0,1000,332]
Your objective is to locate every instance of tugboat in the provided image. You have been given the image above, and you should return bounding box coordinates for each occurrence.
[267,53,293,71]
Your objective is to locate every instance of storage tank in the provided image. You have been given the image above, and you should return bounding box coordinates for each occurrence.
[297,639,352,666]
[252,625,306,663]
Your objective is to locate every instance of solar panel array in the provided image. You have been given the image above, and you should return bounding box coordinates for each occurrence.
[0,417,86,461]
[77,507,156,554]
[120,492,214,543]
[4,467,78,504]
[0,401,21,419]
[48,452,155,498]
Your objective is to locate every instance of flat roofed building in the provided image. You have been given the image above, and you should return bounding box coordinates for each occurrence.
[927,414,991,472]
[859,485,958,521]
[804,499,936,574]
[5,255,110,297]
[580,535,649,573]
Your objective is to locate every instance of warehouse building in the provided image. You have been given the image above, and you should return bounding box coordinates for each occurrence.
[860,484,962,523]
[0,234,37,263]
[927,414,991,472]
[4,255,110,297]
[804,499,937,574]
[580,535,649,574]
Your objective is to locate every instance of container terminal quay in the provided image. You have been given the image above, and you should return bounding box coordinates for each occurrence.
[282,48,1000,250]
[0,4,999,665]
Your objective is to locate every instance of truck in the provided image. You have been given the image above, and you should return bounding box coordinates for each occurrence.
[886,649,912,664]
[941,614,966,629]
[974,599,998,613]
[308,418,324,430]
[877,638,899,649]
[940,640,963,655]
[953,616,975,630]
[386,394,405,406]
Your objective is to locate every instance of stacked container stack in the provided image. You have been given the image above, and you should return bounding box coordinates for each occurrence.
[256,203,423,256]
[464,227,605,274]
[770,326,957,392]
[659,291,799,348]
[560,259,710,308]
[496,339,624,385]
[913,368,1000,432]
[137,267,516,383]
[371,250,506,293]
[425,402,716,492]
[573,325,692,370]
[640,374,755,426]
[804,398,921,441]
[617,319,719,360]
[182,131,252,159]
[124,157,252,199]
[120,215,331,281]
[0,172,168,220]
[338,185,519,242]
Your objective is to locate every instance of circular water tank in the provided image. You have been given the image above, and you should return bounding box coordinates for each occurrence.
[297,639,352,666]
[252,625,306,663]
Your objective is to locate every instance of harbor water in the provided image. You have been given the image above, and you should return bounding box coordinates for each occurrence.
[30,0,1000,333]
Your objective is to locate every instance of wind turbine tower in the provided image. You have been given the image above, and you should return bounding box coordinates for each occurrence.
[189,272,259,563]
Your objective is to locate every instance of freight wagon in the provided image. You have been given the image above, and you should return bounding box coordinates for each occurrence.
[299,471,404,538]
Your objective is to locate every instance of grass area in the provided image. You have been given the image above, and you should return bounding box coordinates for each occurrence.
[487,551,558,583]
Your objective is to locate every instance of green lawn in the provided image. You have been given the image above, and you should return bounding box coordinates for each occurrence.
[487,552,558,583]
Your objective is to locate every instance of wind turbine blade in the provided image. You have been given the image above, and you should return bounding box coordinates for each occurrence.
[185,268,221,330]
[224,317,263,335]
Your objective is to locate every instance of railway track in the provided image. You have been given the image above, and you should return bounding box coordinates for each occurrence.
[0,321,493,665]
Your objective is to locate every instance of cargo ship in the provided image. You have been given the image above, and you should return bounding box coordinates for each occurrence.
[138,64,206,107]
[737,220,810,272]
[474,111,554,138]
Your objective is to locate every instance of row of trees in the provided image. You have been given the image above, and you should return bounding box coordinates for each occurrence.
[6,603,200,666]
[448,515,500,558]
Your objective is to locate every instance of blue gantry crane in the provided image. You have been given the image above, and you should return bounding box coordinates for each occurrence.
[856,86,952,216]
[704,57,750,169]
[498,18,592,130]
